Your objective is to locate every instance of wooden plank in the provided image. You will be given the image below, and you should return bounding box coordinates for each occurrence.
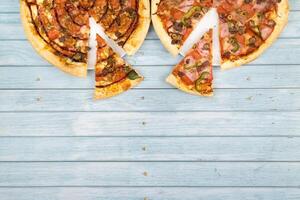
[0,89,298,112]
[1,162,300,186]
[1,11,299,40]
[1,187,300,200]
[1,65,300,89]
[0,0,20,12]
[1,137,300,161]
[0,14,23,40]
[1,39,300,66]
[1,0,299,13]
[1,112,299,137]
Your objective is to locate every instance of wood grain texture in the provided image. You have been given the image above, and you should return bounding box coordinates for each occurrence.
[1,65,300,89]
[1,188,300,200]
[1,162,300,187]
[1,112,299,137]
[1,137,300,161]
[0,89,298,112]
[0,0,299,198]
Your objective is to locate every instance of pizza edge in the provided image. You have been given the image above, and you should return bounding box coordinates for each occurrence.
[123,0,151,56]
[20,0,87,78]
[166,74,213,97]
[221,0,290,70]
[94,70,144,99]
[151,0,180,57]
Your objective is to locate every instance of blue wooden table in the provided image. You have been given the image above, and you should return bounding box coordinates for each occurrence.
[0,0,300,199]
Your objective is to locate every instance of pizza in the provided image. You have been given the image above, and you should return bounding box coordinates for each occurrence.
[94,34,143,99]
[216,0,289,69]
[20,0,290,99]
[20,0,151,77]
[152,0,289,69]
[167,29,213,96]
[152,0,213,56]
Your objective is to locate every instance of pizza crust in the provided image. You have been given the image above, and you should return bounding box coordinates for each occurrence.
[123,0,151,56]
[221,0,289,70]
[94,74,143,99]
[151,0,180,56]
[166,74,213,97]
[20,0,87,77]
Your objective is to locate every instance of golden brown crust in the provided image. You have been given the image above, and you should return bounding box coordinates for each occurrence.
[166,74,213,97]
[123,0,151,56]
[94,74,143,99]
[221,0,289,70]
[20,0,87,77]
[151,0,180,56]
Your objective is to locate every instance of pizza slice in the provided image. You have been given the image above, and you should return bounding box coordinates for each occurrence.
[94,34,143,99]
[217,0,289,69]
[152,0,213,56]
[166,29,213,96]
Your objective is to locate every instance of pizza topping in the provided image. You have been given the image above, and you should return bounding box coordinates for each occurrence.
[55,0,89,40]
[181,6,203,26]
[65,0,90,26]
[169,29,213,96]
[79,0,95,10]
[106,0,138,40]
[88,0,108,22]
[99,0,121,29]
[37,5,83,52]
[229,37,240,53]
[95,34,141,88]
[157,0,212,47]
[127,70,141,80]
[217,0,281,63]
[195,71,211,92]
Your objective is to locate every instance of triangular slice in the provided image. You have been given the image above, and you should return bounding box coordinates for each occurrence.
[152,0,213,56]
[166,29,213,96]
[94,34,143,99]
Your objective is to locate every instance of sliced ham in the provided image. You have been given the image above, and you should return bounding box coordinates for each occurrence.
[260,26,274,40]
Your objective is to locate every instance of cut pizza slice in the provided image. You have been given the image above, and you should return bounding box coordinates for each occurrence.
[94,34,143,99]
[152,0,213,56]
[166,29,213,96]
[217,0,289,69]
